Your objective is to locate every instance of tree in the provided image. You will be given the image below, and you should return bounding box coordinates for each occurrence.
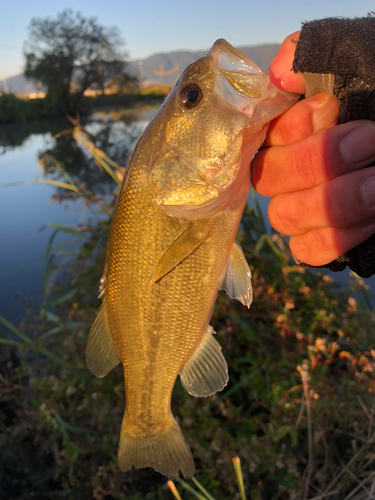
[24,10,136,113]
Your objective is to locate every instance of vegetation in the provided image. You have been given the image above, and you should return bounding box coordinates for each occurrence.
[0,90,166,124]
[0,118,374,499]
[0,93,52,123]
[23,9,137,114]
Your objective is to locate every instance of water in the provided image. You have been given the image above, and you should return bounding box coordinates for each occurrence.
[0,108,158,327]
[0,106,372,330]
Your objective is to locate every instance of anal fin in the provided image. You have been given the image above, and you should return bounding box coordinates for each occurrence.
[220,240,252,308]
[86,296,120,378]
[180,326,228,397]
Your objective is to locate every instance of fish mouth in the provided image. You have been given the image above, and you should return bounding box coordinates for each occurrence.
[209,39,270,99]
[208,39,299,124]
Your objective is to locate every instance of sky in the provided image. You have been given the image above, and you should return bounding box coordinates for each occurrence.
[0,0,374,80]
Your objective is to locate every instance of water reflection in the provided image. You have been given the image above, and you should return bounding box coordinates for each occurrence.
[0,117,70,154]
[0,106,159,325]
[39,109,155,198]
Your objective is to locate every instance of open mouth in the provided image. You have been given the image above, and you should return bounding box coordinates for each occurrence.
[209,39,270,99]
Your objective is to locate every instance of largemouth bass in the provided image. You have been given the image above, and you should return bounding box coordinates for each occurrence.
[86,39,298,479]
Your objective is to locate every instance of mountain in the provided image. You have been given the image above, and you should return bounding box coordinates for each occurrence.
[0,74,42,94]
[0,43,280,94]
[127,43,280,86]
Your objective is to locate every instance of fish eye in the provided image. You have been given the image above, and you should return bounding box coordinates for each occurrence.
[179,84,203,109]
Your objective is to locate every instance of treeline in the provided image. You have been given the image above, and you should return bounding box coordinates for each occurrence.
[0,9,175,124]
[0,91,167,124]
[0,10,167,124]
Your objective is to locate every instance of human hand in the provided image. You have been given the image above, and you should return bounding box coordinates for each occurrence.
[251,32,375,267]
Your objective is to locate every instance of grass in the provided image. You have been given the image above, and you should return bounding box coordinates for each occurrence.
[0,115,374,499]
[0,90,166,124]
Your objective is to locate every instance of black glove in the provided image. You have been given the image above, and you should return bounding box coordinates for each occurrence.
[292,16,375,278]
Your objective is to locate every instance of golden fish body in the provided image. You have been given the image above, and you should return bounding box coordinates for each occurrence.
[86,39,298,479]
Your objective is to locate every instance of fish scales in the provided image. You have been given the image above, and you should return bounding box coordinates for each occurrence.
[86,38,298,479]
[108,139,240,428]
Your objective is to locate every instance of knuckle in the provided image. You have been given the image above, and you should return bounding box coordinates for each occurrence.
[324,170,375,228]
[268,197,297,234]
[290,229,333,265]
[311,228,333,256]
[324,188,347,227]
[289,142,322,189]
[267,103,314,146]
[279,113,310,144]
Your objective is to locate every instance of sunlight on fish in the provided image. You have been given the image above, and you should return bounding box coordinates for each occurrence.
[86,39,299,479]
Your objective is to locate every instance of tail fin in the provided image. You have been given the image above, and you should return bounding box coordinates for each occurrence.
[118,414,195,479]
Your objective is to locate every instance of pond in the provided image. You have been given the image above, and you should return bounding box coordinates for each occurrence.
[0,105,372,330]
[0,107,159,327]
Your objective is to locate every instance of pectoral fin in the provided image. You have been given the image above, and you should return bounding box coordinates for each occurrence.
[220,240,253,308]
[86,296,120,378]
[148,225,208,286]
[180,326,228,397]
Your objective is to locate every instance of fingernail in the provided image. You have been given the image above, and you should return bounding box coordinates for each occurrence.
[362,175,375,207]
[311,93,339,132]
[340,122,375,166]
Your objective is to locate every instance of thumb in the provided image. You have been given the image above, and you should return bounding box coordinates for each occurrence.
[267,31,306,94]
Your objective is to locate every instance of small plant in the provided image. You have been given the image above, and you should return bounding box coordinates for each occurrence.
[1,114,374,499]
[167,457,247,500]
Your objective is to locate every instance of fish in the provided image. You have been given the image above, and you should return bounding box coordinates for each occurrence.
[86,39,298,479]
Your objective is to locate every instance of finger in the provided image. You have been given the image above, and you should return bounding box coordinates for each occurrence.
[289,222,375,267]
[262,92,339,147]
[267,31,306,94]
[268,167,375,235]
[252,120,375,197]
